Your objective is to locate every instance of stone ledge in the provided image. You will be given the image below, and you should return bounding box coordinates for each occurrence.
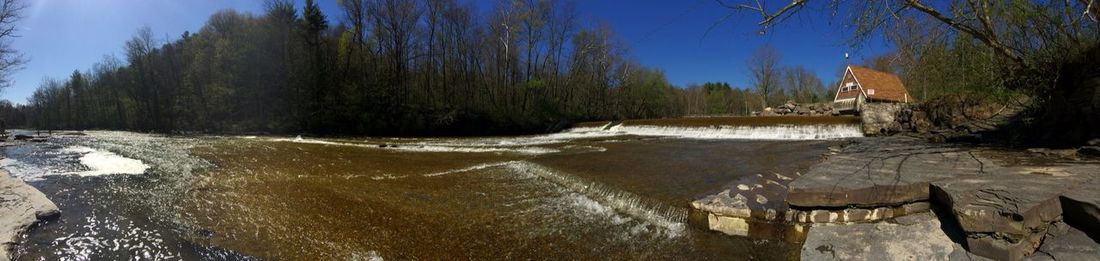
[800,212,989,261]
[1025,222,1100,261]
[929,164,1100,260]
[691,136,1100,260]
[1060,179,1100,235]
[788,136,987,208]
[0,170,59,261]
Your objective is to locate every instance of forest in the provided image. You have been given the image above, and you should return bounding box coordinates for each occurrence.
[5,0,826,136]
[12,0,1096,140]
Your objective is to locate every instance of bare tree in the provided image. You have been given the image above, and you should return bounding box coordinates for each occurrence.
[718,0,1100,66]
[747,45,781,108]
[0,0,27,89]
[782,66,824,103]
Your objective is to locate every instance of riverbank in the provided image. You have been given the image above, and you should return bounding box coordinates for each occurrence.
[0,166,59,261]
[692,136,1100,260]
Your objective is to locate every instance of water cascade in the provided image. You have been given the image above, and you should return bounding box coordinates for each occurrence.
[506,161,690,233]
[568,124,863,140]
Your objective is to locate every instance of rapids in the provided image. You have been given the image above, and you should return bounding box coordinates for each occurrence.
[3,122,855,260]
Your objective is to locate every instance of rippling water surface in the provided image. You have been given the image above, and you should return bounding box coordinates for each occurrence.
[4,123,850,260]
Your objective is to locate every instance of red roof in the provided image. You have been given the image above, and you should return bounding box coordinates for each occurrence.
[846,66,912,103]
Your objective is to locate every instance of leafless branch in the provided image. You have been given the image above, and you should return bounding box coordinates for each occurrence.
[0,0,27,88]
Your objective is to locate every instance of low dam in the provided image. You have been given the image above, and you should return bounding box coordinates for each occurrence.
[2,117,863,260]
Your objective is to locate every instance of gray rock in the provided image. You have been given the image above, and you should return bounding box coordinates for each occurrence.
[931,174,1083,236]
[1078,146,1100,157]
[801,212,989,261]
[861,103,907,135]
[788,136,987,208]
[1061,179,1100,234]
[1,170,59,260]
[795,107,812,115]
[1025,222,1100,261]
[1026,148,1080,160]
[692,171,797,221]
[929,164,1100,260]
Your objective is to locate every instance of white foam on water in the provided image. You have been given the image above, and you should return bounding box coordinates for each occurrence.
[0,158,51,181]
[505,161,687,238]
[568,124,862,140]
[366,250,384,261]
[370,174,408,180]
[422,161,517,177]
[273,137,559,155]
[398,128,625,148]
[52,212,178,260]
[1,146,151,180]
[66,146,150,176]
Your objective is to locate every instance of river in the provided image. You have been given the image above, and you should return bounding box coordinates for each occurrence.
[2,122,861,260]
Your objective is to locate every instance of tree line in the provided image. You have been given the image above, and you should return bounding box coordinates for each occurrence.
[18,0,679,135]
[723,0,1100,145]
[11,0,835,135]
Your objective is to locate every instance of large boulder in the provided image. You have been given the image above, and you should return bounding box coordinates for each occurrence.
[761,107,779,116]
[795,106,812,115]
[910,110,933,133]
[1,171,59,260]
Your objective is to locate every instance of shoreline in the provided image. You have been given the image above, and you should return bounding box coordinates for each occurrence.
[5,125,1096,259]
[692,136,1100,260]
[0,167,59,261]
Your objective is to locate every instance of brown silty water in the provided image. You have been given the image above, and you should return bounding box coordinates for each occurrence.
[4,117,861,260]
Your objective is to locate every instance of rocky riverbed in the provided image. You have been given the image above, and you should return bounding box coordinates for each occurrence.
[693,136,1100,260]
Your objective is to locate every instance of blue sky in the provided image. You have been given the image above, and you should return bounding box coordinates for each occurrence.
[6,0,891,104]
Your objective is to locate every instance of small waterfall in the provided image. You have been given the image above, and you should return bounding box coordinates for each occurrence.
[507,161,690,230]
[569,124,862,140]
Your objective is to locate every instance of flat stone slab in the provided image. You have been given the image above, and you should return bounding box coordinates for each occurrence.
[801,212,989,261]
[1,170,59,261]
[692,172,797,222]
[931,172,1087,235]
[1060,179,1100,234]
[789,136,988,208]
[1026,222,1100,261]
[930,164,1100,260]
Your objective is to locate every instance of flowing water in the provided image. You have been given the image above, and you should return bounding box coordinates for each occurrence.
[3,121,860,260]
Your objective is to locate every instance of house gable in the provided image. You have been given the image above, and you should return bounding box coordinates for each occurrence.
[834,67,866,101]
[834,65,912,103]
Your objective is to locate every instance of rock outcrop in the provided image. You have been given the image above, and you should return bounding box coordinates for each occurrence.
[1,170,59,261]
[1060,179,1100,235]
[1026,222,1100,261]
[801,212,989,261]
[929,164,1099,260]
[787,136,986,208]
[691,136,1100,260]
[753,101,838,117]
